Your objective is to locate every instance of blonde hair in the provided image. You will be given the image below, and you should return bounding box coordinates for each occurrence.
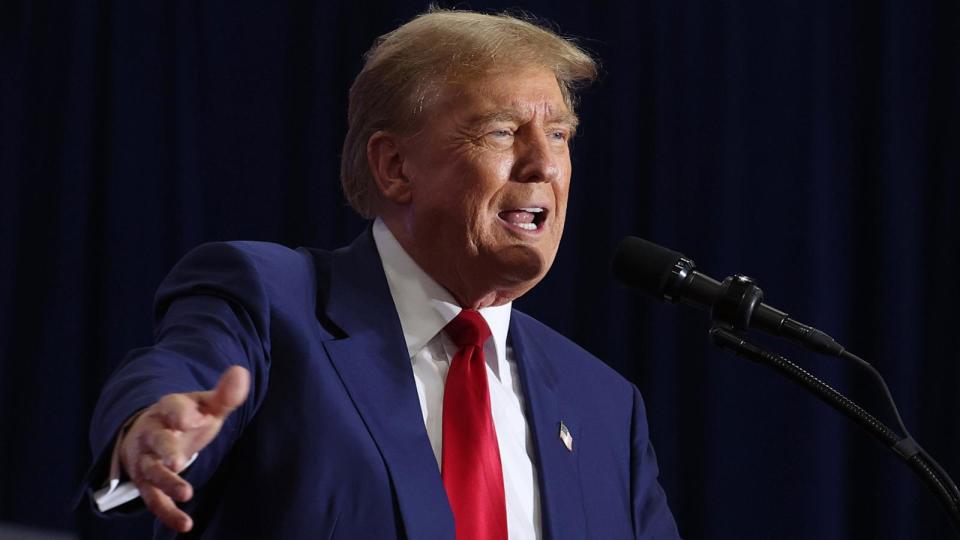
[340,8,598,218]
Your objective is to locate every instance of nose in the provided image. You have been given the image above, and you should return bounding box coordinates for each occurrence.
[512,128,563,184]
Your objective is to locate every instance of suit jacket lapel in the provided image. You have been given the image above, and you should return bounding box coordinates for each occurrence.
[319,228,454,539]
[511,315,588,540]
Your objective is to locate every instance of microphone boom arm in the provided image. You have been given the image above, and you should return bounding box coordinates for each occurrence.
[709,327,960,535]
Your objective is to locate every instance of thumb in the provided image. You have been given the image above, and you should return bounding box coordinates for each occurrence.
[201,365,251,418]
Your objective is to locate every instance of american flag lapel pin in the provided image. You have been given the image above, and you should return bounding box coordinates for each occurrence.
[559,421,573,452]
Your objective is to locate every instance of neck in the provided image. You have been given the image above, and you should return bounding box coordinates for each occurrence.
[451,288,517,310]
[378,215,528,309]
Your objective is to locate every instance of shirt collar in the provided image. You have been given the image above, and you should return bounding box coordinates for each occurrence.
[372,218,512,371]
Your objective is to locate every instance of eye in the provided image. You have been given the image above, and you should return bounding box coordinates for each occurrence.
[548,129,571,143]
[481,128,515,149]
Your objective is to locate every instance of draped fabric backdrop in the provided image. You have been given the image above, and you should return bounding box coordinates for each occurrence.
[1,1,958,538]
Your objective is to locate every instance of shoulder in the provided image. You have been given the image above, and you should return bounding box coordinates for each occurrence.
[171,240,319,275]
[157,240,330,317]
[511,309,635,402]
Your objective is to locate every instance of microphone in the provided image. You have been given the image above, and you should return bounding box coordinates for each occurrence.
[612,236,844,356]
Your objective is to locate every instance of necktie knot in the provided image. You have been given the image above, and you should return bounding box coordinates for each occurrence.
[444,309,491,349]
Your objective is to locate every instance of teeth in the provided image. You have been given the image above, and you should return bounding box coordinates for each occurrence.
[519,207,544,213]
[516,223,537,230]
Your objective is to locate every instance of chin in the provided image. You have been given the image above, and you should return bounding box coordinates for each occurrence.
[489,244,554,288]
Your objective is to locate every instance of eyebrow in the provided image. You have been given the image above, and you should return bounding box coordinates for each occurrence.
[470,109,580,131]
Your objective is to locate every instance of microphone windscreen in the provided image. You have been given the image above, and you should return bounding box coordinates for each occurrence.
[612,236,685,298]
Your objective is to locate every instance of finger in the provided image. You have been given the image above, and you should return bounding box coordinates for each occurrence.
[138,453,194,502]
[138,480,194,533]
[199,366,250,418]
[120,415,162,479]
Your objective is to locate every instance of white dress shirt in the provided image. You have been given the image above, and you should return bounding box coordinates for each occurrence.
[95,220,542,539]
[373,219,541,540]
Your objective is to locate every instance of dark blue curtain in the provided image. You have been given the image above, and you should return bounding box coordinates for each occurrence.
[2,1,957,538]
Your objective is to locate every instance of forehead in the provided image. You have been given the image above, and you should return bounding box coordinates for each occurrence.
[434,67,573,123]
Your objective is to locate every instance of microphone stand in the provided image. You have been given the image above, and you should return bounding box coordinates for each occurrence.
[709,326,960,535]
[612,236,960,532]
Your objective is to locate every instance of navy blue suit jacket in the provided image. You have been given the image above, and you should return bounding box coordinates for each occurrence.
[87,229,680,539]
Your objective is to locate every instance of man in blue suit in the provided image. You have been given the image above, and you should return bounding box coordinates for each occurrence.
[87,8,681,539]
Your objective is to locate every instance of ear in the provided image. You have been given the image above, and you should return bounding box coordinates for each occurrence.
[366,131,412,205]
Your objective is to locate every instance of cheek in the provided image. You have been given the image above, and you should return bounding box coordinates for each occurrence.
[554,173,571,214]
[462,159,512,211]
[493,156,515,180]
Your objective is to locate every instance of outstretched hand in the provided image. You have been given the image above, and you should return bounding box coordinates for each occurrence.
[119,365,250,532]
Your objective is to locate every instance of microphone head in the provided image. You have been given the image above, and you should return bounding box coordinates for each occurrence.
[612,236,690,298]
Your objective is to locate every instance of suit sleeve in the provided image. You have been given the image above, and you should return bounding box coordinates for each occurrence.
[630,386,682,539]
[83,242,273,509]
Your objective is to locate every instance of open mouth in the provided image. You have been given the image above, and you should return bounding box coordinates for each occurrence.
[497,207,547,233]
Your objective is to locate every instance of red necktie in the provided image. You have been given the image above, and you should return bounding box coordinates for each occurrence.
[441,310,508,540]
